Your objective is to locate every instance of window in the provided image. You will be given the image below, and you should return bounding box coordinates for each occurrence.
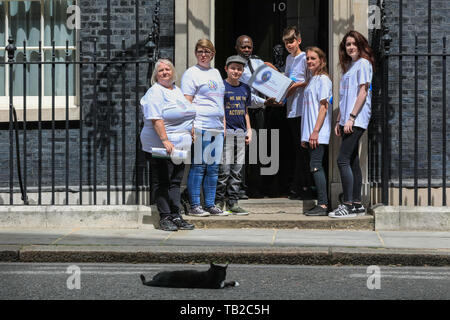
[0,0,78,122]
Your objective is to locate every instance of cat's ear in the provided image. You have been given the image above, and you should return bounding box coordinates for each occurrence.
[210,262,215,267]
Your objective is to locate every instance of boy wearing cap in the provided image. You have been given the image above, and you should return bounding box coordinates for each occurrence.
[215,55,252,215]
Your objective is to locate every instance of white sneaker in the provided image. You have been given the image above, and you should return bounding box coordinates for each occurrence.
[328,204,357,218]
[352,204,366,216]
[188,206,210,217]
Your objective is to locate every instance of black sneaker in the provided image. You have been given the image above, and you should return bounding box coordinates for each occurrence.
[172,217,195,230]
[288,191,301,200]
[304,205,328,216]
[159,217,178,231]
[238,190,249,200]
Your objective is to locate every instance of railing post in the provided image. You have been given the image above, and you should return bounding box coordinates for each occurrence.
[381,3,392,206]
[6,37,16,205]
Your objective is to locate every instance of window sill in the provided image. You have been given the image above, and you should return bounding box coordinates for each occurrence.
[0,105,80,122]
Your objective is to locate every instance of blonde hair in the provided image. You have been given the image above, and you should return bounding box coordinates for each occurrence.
[195,39,216,57]
[305,46,329,77]
[151,59,177,86]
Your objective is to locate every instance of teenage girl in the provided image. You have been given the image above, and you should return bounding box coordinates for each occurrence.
[301,47,332,216]
[329,30,374,218]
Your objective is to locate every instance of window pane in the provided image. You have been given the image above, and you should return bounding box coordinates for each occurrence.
[12,50,40,96]
[44,50,75,96]
[45,0,76,47]
[9,1,41,47]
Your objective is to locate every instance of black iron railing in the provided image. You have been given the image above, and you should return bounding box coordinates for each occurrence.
[1,0,160,206]
[370,0,448,206]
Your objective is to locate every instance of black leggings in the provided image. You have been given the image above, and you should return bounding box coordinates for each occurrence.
[337,127,365,204]
[146,152,185,220]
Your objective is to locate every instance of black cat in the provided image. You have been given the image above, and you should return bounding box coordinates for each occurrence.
[140,263,239,289]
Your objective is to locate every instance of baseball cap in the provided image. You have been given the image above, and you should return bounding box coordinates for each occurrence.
[225,55,247,67]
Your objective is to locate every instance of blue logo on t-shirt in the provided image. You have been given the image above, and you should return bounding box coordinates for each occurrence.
[208,80,218,90]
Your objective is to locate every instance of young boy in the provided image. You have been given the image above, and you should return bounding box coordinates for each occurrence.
[215,55,252,215]
[283,26,313,200]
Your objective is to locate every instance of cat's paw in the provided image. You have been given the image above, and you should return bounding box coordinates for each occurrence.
[140,274,146,284]
[234,281,240,287]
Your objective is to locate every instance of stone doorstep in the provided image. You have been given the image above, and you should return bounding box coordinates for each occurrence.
[183,214,374,230]
[0,201,374,230]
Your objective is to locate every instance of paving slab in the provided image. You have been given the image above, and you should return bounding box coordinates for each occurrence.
[274,230,382,247]
[53,228,169,246]
[164,229,275,247]
[0,229,73,245]
[378,231,450,249]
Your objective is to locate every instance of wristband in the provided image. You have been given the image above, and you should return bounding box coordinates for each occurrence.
[350,113,357,119]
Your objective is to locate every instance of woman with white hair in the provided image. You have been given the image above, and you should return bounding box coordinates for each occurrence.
[140,58,196,231]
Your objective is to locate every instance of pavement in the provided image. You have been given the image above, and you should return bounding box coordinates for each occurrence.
[1,199,449,266]
[1,227,449,266]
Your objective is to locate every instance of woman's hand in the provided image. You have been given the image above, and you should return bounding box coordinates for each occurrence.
[343,119,354,134]
[309,130,319,149]
[191,127,196,142]
[245,130,252,145]
[162,139,175,155]
[335,123,341,137]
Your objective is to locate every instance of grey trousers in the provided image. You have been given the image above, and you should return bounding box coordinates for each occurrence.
[216,135,245,206]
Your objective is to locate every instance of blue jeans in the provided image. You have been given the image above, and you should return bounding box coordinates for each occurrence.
[188,130,224,208]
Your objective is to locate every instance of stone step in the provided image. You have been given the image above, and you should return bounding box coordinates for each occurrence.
[183,198,374,230]
[184,213,374,230]
[236,198,316,214]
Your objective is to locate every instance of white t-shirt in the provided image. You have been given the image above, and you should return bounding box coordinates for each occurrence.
[301,75,333,145]
[339,57,373,129]
[140,83,196,153]
[180,65,225,131]
[285,52,308,118]
[240,57,266,109]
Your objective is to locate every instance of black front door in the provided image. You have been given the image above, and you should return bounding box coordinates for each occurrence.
[215,0,329,73]
[215,0,329,197]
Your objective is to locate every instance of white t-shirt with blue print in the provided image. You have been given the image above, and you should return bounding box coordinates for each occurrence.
[140,83,196,153]
[285,52,309,118]
[339,58,373,129]
[301,75,333,145]
[180,65,225,131]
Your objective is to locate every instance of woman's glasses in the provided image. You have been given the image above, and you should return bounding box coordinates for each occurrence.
[196,49,213,56]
